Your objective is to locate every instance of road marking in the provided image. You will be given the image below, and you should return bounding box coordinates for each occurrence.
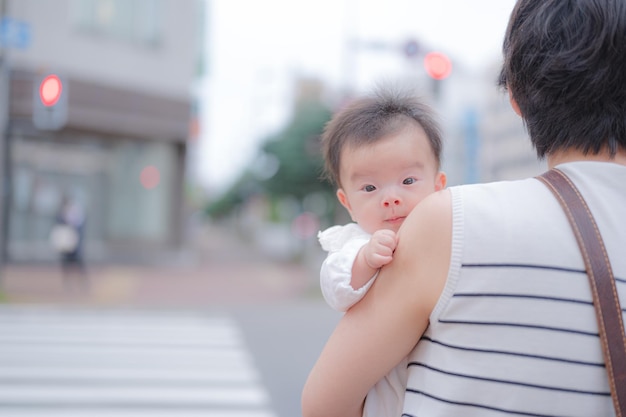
[0,305,277,417]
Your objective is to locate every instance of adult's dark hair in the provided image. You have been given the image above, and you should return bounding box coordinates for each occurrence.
[321,87,442,187]
[498,0,626,158]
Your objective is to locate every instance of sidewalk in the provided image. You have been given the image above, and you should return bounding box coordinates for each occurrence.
[0,224,323,308]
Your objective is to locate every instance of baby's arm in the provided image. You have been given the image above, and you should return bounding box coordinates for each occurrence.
[319,227,398,312]
[351,229,397,291]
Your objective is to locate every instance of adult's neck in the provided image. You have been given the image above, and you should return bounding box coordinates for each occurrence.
[547,148,626,169]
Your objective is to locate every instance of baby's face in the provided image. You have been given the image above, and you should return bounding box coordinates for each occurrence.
[336,124,446,234]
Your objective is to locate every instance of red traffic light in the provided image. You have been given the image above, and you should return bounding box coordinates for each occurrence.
[39,74,63,107]
[424,52,452,80]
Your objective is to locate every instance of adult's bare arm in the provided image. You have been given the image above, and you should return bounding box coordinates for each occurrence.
[302,189,452,417]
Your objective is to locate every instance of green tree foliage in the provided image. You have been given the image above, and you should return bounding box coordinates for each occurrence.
[258,98,333,201]
[205,93,336,221]
[204,171,257,219]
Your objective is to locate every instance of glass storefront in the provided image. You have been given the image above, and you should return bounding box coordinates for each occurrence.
[7,132,177,262]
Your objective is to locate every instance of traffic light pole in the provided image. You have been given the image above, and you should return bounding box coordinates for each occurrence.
[0,60,8,288]
[0,0,8,287]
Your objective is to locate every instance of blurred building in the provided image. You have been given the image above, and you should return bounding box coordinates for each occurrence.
[432,59,546,186]
[477,64,547,181]
[337,38,544,186]
[0,0,202,263]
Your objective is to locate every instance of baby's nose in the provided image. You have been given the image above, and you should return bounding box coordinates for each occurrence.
[383,197,401,207]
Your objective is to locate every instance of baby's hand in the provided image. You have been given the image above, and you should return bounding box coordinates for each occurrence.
[363,229,398,270]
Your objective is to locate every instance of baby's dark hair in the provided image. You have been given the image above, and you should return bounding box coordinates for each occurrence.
[321,86,442,187]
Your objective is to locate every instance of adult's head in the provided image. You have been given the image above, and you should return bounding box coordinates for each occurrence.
[321,86,443,189]
[499,0,626,158]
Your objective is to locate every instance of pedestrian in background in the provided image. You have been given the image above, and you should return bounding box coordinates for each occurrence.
[50,194,87,288]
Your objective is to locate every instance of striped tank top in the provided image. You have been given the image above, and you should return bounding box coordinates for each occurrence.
[403,161,626,417]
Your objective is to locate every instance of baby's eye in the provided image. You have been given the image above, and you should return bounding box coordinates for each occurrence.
[403,177,417,185]
[363,185,376,192]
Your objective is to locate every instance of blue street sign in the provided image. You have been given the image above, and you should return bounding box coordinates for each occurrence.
[0,17,31,49]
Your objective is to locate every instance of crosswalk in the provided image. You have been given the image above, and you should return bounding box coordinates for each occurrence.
[0,305,277,417]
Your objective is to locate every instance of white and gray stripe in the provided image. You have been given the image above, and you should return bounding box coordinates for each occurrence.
[403,163,626,417]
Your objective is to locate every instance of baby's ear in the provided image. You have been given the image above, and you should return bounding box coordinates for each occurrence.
[336,188,353,214]
[435,171,447,191]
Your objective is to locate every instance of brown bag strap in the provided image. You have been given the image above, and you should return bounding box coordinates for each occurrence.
[537,168,626,416]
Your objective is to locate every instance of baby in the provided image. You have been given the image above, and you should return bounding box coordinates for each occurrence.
[318,86,446,416]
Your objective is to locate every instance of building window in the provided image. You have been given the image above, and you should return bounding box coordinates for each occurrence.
[8,135,177,262]
[70,0,163,46]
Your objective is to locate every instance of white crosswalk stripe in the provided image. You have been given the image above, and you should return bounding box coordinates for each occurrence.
[0,305,277,417]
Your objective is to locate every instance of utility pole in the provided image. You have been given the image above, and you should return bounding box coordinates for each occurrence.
[0,0,9,286]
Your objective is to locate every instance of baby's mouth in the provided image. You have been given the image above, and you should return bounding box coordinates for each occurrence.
[386,216,405,223]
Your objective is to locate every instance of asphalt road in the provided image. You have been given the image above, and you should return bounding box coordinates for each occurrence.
[0,296,341,417]
[0,223,343,416]
[231,299,342,417]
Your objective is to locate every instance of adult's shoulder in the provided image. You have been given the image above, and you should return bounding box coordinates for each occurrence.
[376,189,453,315]
[399,188,452,246]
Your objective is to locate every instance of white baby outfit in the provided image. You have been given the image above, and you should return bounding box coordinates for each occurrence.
[318,223,376,311]
[318,222,408,417]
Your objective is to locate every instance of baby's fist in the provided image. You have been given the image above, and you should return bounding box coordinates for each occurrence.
[364,229,398,269]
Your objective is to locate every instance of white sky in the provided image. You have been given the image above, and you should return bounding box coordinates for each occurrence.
[196,0,518,195]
